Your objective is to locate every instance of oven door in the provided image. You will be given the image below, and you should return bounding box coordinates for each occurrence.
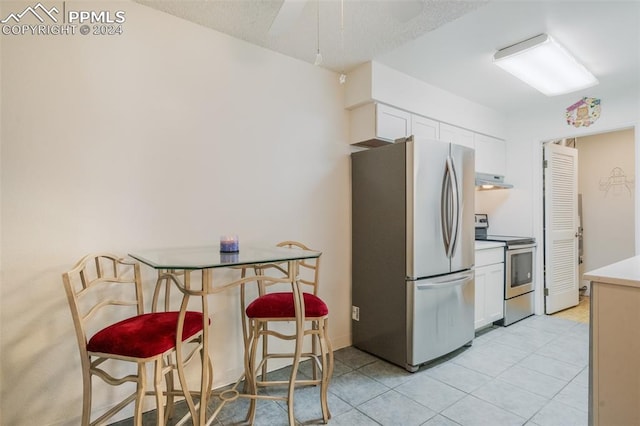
[505,244,536,299]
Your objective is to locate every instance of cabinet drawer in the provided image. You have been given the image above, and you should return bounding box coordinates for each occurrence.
[476,247,504,267]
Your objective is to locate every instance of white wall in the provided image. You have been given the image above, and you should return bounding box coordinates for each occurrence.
[0,2,350,425]
[346,61,507,140]
[577,129,635,289]
[491,85,640,314]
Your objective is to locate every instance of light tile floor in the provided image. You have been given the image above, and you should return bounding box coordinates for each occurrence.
[111,314,589,425]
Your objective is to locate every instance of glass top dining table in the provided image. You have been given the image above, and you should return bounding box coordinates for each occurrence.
[129,244,321,270]
[128,243,321,426]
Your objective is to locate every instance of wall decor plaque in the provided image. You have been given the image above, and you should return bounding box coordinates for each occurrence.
[566,97,601,127]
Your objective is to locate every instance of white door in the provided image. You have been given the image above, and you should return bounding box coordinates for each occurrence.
[544,143,579,314]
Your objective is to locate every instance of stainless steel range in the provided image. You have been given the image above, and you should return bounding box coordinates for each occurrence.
[475,214,536,326]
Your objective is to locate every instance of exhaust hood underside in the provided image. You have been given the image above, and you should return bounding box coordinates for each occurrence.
[475,172,513,190]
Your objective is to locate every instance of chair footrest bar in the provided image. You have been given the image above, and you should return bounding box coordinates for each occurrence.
[89,393,137,426]
[173,399,201,426]
[257,379,321,387]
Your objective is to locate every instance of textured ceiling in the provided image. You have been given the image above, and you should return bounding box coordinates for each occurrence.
[132,1,640,114]
[376,1,640,113]
[133,0,487,73]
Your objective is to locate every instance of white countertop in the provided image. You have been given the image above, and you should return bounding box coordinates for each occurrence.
[584,255,640,289]
[475,240,506,250]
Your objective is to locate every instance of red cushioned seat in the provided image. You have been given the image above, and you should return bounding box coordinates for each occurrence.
[246,292,328,318]
[87,311,205,359]
[241,242,333,424]
[63,254,210,425]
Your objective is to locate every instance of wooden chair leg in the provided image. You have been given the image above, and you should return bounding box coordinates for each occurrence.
[243,324,254,395]
[153,358,165,426]
[287,322,304,426]
[312,320,319,381]
[318,319,332,422]
[164,362,174,423]
[261,322,269,381]
[206,353,214,402]
[81,369,92,426]
[134,363,146,426]
[323,318,335,383]
[245,320,260,424]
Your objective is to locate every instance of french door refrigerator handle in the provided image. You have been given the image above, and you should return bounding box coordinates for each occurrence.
[440,159,452,255]
[448,156,461,257]
[441,156,458,258]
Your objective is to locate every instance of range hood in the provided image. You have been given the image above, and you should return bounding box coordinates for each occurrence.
[475,172,513,190]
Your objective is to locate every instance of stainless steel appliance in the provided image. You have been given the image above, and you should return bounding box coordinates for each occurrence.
[475,172,513,189]
[475,213,536,325]
[351,136,475,372]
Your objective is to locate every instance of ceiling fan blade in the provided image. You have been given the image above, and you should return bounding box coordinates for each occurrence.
[268,0,309,36]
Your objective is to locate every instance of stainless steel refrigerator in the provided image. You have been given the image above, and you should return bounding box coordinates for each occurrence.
[351,136,475,372]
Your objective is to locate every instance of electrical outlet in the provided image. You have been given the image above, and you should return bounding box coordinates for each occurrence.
[352,306,360,321]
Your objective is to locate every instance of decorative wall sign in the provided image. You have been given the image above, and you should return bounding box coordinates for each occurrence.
[599,166,634,197]
[566,97,601,127]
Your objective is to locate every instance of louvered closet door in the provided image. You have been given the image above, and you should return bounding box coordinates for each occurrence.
[544,143,579,314]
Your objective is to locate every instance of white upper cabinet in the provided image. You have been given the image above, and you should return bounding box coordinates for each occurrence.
[349,103,411,146]
[376,104,411,141]
[475,133,507,176]
[411,115,439,140]
[439,123,474,149]
[349,104,506,179]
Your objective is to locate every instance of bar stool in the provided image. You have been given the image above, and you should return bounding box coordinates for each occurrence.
[62,253,207,425]
[241,241,333,424]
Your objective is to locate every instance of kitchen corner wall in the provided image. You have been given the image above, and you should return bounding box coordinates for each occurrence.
[577,129,635,291]
[494,90,639,237]
[0,2,350,424]
[345,61,506,139]
[497,87,640,314]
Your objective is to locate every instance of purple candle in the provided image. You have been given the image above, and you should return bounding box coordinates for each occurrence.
[220,235,239,252]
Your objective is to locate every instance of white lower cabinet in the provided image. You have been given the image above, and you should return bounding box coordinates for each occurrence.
[475,247,505,330]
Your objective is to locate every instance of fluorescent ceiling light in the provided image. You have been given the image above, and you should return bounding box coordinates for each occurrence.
[493,34,598,96]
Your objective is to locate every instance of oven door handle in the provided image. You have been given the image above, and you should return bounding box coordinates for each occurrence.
[507,243,537,252]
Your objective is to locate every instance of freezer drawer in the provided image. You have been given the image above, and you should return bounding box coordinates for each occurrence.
[406,271,475,371]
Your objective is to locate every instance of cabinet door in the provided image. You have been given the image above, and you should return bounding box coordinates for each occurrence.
[439,123,474,149]
[475,262,505,329]
[591,281,640,426]
[411,115,439,140]
[484,262,505,322]
[474,267,488,329]
[376,104,411,141]
[475,133,506,176]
